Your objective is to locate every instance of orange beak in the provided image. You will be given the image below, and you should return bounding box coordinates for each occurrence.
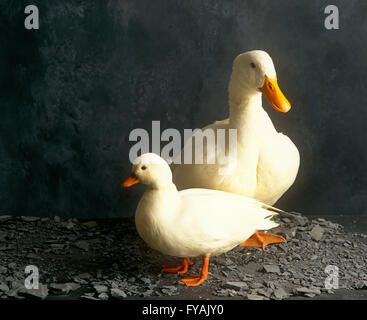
[121,174,140,188]
[260,75,291,113]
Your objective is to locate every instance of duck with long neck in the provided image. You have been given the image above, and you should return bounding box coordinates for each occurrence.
[172,50,300,249]
[228,50,290,131]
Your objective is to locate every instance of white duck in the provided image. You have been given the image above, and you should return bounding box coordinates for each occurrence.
[172,50,300,247]
[121,153,285,287]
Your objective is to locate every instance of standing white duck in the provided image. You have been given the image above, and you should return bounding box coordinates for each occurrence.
[172,50,300,248]
[121,153,284,287]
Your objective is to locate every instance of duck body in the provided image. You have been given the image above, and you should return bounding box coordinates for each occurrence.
[172,99,300,205]
[135,187,279,258]
[172,50,300,206]
[122,153,283,286]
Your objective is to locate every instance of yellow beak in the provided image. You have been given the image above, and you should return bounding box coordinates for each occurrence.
[260,75,291,113]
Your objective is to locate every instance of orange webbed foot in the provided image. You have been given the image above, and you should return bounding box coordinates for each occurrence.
[180,256,210,287]
[161,258,193,274]
[240,231,286,250]
[180,276,206,286]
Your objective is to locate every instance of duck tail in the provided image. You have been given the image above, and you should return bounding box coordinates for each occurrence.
[257,213,279,230]
[261,204,298,218]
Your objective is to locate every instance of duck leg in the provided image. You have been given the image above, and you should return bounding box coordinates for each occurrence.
[240,231,286,250]
[161,258,193,274]
[180,256,210,287]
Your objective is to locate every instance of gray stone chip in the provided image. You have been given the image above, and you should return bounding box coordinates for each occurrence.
[263,264,281,274]
[309,225,324,241]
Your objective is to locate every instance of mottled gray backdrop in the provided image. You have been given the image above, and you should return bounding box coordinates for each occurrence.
[1,0,366,218]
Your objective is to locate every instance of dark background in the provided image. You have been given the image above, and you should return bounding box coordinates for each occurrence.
[1,0,366,218]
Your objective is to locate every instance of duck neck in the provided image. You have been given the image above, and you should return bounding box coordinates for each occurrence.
[140,182,180,222]
[149,180,178,192]
[228,72,263,131]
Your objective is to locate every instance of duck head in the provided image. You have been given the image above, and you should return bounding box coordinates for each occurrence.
[121,153,173,189]
[230,50,291,113]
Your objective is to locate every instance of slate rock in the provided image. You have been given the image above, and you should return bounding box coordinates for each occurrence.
[0,232,6,241]
[111,288,127,298]
[250,282,264,289]
[2,212,367,301]
[281,227,297,239]
[265,281,277,289]
[18,284,49,300]
[98,292,109,300]
[161,285,178,296]
[0,216,12,222]
[0,283,10,293]
[244,262,262,273]
[263,264,281,274]
[21,216,40,222]
[247,294,265,300]
[73,277,88,284]
[355,280,367,289]
[309,225,324,241]
[82,221,98,229]
[273,287,289,299]
[73,240,89,251]
[214,289,230,297]
[141,277,151,285]
[50,282,81,293]
[77,273,91,279]
[242,274,253,281]
[295,287,321,295]
[256,288,273,298]
[7,263,16,269]
[63,221,75,230]
[94,284,109,293]
[225,282,249,290]
[81,294,100,300]
[293,215,308,226]
[50,244,65,250]
[6,289,22,298]
[141,289,154,297]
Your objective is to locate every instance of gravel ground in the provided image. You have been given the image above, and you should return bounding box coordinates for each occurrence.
[0,213,367,300]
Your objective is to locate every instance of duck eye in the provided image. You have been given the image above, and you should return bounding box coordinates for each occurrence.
[141,165,147,170]
[250,62,256,68]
